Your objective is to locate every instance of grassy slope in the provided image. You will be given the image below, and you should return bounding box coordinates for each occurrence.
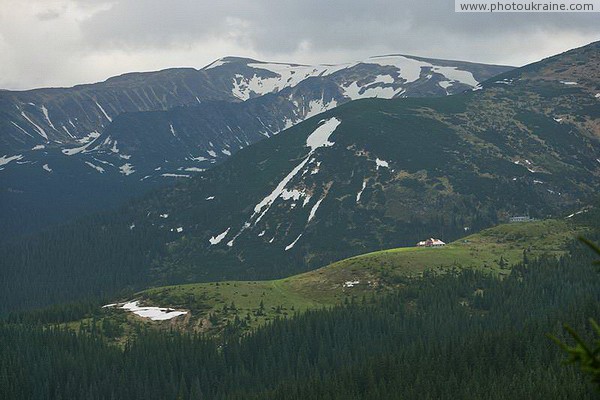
[124,218,585,334]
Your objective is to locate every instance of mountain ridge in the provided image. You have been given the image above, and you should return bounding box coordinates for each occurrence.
[0,53,511,238]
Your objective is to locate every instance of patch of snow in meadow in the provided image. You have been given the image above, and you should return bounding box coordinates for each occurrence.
[109,301,187,321]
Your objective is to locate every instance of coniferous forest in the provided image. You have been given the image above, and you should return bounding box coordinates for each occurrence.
[1,235,599,399]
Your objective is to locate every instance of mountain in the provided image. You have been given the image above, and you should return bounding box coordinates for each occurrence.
[120,42,599,284]
[1,42,597,314]
[0,55,510,151]
[0,55,511,238]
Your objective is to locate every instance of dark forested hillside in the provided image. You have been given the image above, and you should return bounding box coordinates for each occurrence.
[1,238,599,399]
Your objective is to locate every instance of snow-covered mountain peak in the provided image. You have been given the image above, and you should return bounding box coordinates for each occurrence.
[202,54,495,102]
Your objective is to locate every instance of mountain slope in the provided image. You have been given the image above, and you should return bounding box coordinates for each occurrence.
[125,41,599,282]
[0,55,511,238]
[1,54,510,153]
[100,218,587,336]
[0,42,597,313]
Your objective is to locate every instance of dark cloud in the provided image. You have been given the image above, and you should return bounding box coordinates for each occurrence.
[1,0,599,89]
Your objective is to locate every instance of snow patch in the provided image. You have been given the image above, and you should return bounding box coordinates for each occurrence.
[62,125,75,138]
[40,105,56,130]
[308,197,324,222]
[513,160,536,173]
[251,118,340,223]
[210,227,230,245]
[305,98,338,119]
[115,301,187,321]
[11,121,34,138]
[77,131,101,144]
[375,158,389,170]
[566,209,588,219]
[119,163,135,176]
[95,101,112,122]
[161,173,191,178]
[285,234,303,251]
[0,154,23,167]
[85,161,105,173]
[20,112,48,140]
[306,118,340,151]
[303,195,312,207]
[32,144,45,150]
[365,55,424,83]
[280,188,305,201]
[191,155,209,162]
[356,180,367,202]
[63,132,101,156]
[42,164,52,172]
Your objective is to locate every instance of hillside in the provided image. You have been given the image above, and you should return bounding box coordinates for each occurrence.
[96,218,588,336]
[3,247,598,399]
[121,41,600,284]
[0,55,510,238]
[0,42,597,313]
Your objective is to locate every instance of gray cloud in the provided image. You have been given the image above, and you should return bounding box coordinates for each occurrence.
[1,0,599,89]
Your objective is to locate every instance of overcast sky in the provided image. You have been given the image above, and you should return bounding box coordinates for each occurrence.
[1,0,599,90]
